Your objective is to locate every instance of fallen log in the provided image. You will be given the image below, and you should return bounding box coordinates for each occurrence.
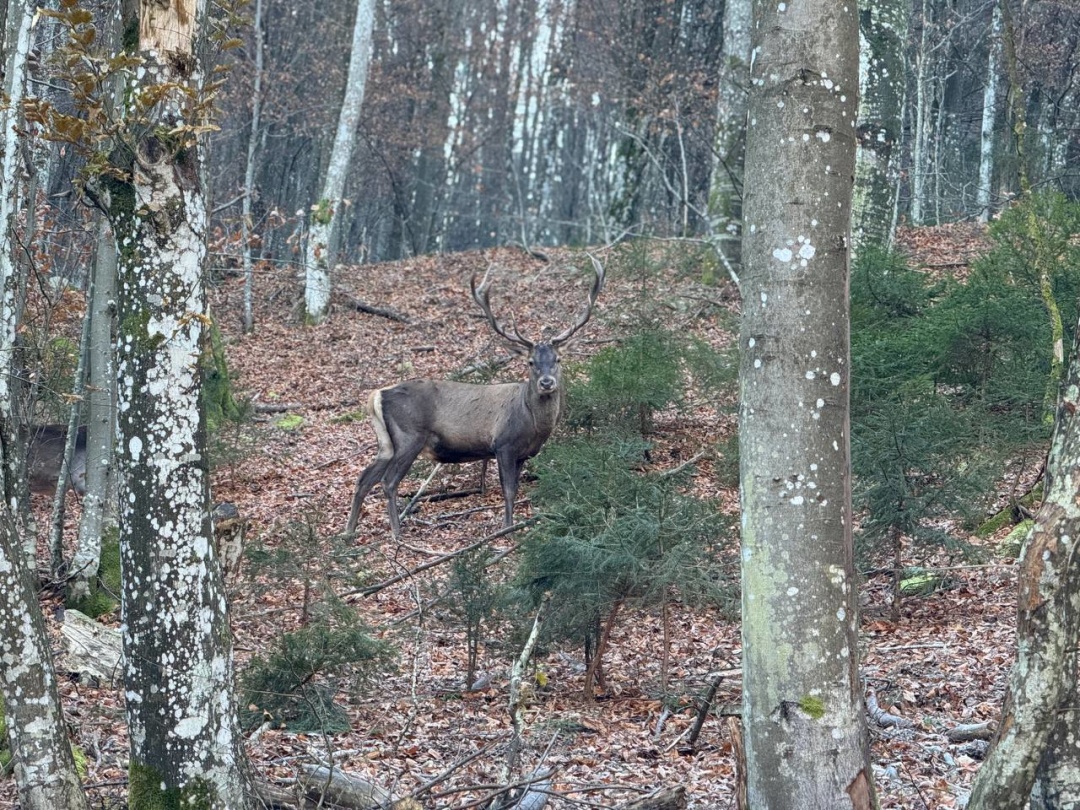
[60,609,122,686]
[946,721,995,743]
[299,765,419,810]
[615,786,687,810]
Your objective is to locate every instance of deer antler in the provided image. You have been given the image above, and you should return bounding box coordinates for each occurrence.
[471,265,534,350]
[551,255,605,347]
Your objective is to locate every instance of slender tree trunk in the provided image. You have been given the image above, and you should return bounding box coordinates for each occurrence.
[853,0,910,250]
[241,0,264,334]
[104,0,257,804]
[967,312,1080,808]
[910,0,932,225]
[710,0,751,274]
[999,0,1028,197]
[47,296,90,575]
[70,217,119,604]
[977,4,1002,223]
[738,0,876,804]
[303,0,376,324]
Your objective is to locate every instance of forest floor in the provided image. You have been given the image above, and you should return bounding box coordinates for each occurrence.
[14,223,1026,810]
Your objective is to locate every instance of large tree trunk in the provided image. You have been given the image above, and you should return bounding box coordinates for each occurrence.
[852,0,909,250]
[105,1,257,805]
[738,0,876,805]
[303,0,376,324]
[967,311,1080,808]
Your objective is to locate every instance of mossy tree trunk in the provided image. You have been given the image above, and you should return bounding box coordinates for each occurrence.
[737,0,876,804]
[104,0,257,805]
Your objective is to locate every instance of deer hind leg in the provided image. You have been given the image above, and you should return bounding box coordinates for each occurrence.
[380,435,427,538]
[346,391,396,534]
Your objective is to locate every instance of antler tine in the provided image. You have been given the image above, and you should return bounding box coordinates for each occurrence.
[551,254,606,346]
[470,266,534,350]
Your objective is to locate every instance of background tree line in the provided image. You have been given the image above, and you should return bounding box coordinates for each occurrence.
[24,0,1077,289]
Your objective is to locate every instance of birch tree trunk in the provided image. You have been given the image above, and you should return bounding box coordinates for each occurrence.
[0,3,91,807]
[241,0,264,334]
[853,0,909,250]
[967,309,1080,808]
[105,0,256,804]
[738,0,876,804]
[976,4,1002,224]
[303,0,376,324]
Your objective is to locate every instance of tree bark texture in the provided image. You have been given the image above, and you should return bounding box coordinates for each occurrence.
[0,515,90,810]
[109,0,256,805]
[738,0,876,806]
[304,0,376,323]
[853,0,909,250]
[967,316,1080,807]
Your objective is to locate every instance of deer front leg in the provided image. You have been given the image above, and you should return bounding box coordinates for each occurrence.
[496,453,526,528]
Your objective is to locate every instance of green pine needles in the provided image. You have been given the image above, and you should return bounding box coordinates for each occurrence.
[508,321,736,696]
[851,192,1080,566]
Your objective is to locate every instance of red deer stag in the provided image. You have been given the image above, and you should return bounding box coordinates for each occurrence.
[346,258,604,538]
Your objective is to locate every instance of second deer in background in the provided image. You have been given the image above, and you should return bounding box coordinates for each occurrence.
[346,257,605,538]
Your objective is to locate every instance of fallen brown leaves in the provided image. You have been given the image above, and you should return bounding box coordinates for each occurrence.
[9,229,1028,810]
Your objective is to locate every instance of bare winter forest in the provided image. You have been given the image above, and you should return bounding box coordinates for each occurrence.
[3,0,1080,808]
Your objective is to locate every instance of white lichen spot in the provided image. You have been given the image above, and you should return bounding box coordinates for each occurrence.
[773,247,793,263]
[754,358,762,368]
[810,463,818,471]
[787,586,799,596]
[778,1,787,9]
[816,398,825,408]
[802,133,810,141]
[805,370,816,380]
[798,241,816,260]
[830,372,841,386]
[837,607,846,621]
[748,337,756,348]
[760,291,768,304]
[791,496,804,506]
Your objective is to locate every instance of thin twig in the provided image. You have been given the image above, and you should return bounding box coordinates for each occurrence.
[346,521,530,598]
[401,463,443,518]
